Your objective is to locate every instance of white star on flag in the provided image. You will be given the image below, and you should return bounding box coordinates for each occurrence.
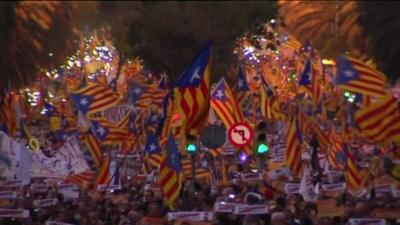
[216,90,225,99]
[238,79,244,88]
[96,126,106,136]
[134,88,142,94]
[190,66,202,83]
[80,98,88,106]
[149,143,157,151]
[344,70,354,78]
[151,115,158,122]
[306,72,312,81]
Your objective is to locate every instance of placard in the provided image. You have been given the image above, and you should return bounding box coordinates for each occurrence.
[0,208,30,218]
[214,202,236,213]
[233,204,268,215]
[167,212,214,221]
[284,183,300,194]
[348,218,385,225]
[241,173,263,182]
[33,198,58,208]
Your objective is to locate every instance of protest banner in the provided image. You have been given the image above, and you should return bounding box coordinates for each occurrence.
[240,173,263,182]
[0,208,30,218]
[233,204,268,215]
[284,183,300,194]
[0,191,17,199]
[167,211,214,221]
[213,202,236,213]
[33,198,58,208]
[348,218,385,225]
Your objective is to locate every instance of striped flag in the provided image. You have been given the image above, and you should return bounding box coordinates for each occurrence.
[311,121,329,153]
[65,171,95,188]
[234,65,251,110]
[71,83,120,115]
[260,85,272,119]
[95,155,111,186]
[337,56,387,97]
[355,95,400,143]
[211,78,250,154]
[0,93,17,137]
[344,145,362,188]
[181,158,212,182]
[127,82,167,110]
[159,134,183,209]
[281,32,302,51]
[173,42,211,135]
[299,58,323,109]
[80,131,102,166]
[90,117,133,144]
[285,118,303,179]
[328,129,343,169]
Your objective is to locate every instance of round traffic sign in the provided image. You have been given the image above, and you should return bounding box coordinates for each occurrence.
[228,123,254,148]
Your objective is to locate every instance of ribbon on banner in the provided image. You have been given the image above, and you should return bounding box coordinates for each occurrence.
[167,212,214,221]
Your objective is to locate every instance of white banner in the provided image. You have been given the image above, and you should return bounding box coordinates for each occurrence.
[33,198,58,208]
[0,208,30,218]
[0,191,17,199]
[0,180,24,188]
[299,167,317,202]
[214,202,236,213]
[45,221,76,225]
[284,183,300,194]
[233,204,268,215]
[97,184,122,192]
[322,183,347,192]
[167,211,214,221]
[31,137,89,178]
[348,188,368,198]
[31,184,49,193]
[375,185,393,193]
[348,218,385,225]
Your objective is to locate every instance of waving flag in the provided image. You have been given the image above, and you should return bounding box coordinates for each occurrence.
[181,158,213,183]
[128,82,167,110]
[328,129,343,169]
[65,171,95,188]
[0,93,17,137]
[145,132,162,155]
[311,121,329,153]
[299,58,323,108]
[235,66,251,109]
[355,95,400,143]
[337,56,387,97]
[285,118,303,178]
[281,32,302,51]
[159,134,183,208]
[80,131,102,166]
[211,78,243,128]
[173,42,211,135]
[90,117,133,144]
[94,156,111,186]
[211,78,251,154]
[158,74,169,89]
[71,83,119,115]
[344,145,362,188]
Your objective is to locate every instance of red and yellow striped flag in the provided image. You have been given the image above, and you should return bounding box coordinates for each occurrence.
[328,129,343,169]
[344,146,362,188]
[80,131,102,166]
[285,118,303,179]
[173,43,211,135]
[355,95,400,143]
[94,155,111,186]
[0,92,17,137]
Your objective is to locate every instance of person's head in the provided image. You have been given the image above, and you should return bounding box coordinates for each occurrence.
[271,212,286,225]
[143,190,154,202]
[355,201,369,216]
[128,210,141,223]
[147,200,163,217]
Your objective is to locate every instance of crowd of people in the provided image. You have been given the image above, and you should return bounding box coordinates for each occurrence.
[0,152,399,225]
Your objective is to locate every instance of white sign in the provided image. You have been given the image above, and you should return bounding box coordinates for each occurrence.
[284,183,300,194]
[349,218,385,225]
[299,167,317,202]
[0,191,17,199]
[34,198,58,208]
[167,211,214,221]
[233,204,268,215]
[97,184,122,192]
[214,202,236,213]
[0,208,30,218]
[322,183,347,192]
